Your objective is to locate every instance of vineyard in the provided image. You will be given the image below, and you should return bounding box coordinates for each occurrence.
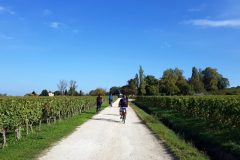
[0,96,98,148]
[135,96,240,159]
[135,96,240,127]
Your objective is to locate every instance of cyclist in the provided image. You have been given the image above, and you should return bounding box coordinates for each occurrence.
[96,94,103,113]
[109,93,113,107]
[119,95,128,119]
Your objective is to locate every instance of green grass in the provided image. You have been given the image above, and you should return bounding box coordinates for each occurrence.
[0,104,108,160]
[130,102,209,160]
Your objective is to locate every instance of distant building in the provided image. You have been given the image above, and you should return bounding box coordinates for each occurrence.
[48,92,54,97]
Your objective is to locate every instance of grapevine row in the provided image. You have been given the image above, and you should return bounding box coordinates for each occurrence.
[135,96,240,127]
[0,96,97,148]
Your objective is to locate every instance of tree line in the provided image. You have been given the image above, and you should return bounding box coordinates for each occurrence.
[26,80,85,96]
[110,66,230,96]
[27,80,109,97]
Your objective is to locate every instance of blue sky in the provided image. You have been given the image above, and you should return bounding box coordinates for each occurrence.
[0,0,240,95]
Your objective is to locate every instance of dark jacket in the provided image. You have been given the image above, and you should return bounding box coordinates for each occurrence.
[97,96,103,105]
[119,98,128,107]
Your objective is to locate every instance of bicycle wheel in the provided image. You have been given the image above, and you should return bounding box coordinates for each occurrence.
[96,106,100,113]
[122,114,126,124]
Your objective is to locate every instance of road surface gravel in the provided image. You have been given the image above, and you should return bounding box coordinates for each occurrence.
[38,99,174,160]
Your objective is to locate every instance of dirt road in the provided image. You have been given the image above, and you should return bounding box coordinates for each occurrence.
[38,99,174,160]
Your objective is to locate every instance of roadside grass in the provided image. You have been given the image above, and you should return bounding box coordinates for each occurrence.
[130,102,209,160]
[0,103,109,160]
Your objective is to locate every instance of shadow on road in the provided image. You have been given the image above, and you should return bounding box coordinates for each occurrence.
[133,121,145,125]
[103,113,120,116]
[92,117,121,123]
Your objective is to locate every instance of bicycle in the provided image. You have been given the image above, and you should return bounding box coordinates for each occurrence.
[96,104,101,113]
[109,101,113,107]
[120,108,127,124]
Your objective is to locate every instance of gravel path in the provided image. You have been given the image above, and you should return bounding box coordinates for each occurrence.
[38,99,174,160]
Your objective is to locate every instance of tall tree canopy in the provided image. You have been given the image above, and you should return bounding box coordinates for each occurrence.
[109,86,121,95]
[111,66,230,96]
[68,80,78,96]
[189,67,205,93]
[57,80,68,96]
[89,88,107,96]
[145,75,159,95]
[159,69,179,95]
[39,89,49,96]
[139,65,146,95]
[202,67,229,91]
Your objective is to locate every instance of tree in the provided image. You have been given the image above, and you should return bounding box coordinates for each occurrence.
[109,86,121,95]
[89,88,107,96]
[139,65,146,95]
[145,75,158,86]
[39,89,49,96]
[176,79,192,95]
[174,68,184,79]
[64,90,68,95]
[146,85,159,95]
[68,80,78,96]
[189,67,205,93]
[121,85,134,96]
[202,67,221,91]
[32,91,37,96]
[79,90,84,96]
[57,80,68,96]
[218,76,230,90]
[145,75,159,95]
[128,79,138,95]
[174,68,192,95]
[159,69,179,95]
[24,92,37,96]
[24,91,38,96]
[120,79,138,96]
[54,91,61,96]
[134,74,139,94]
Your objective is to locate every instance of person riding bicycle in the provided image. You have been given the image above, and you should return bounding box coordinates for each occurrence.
[119,95,128,119]
[96,94,103,113]
[109,93,113,107]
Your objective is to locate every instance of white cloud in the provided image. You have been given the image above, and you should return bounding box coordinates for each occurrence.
[43,9,52,16]
[50,22,62,29]
[186,19,240,28]
[0,34,14,40]
[0,6,15,15]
